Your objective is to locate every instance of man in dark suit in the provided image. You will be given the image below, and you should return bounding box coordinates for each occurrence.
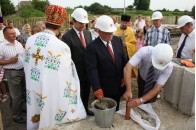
[86,15,131,110]
[62,8,93,115]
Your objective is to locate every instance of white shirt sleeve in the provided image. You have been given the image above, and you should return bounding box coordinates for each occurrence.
[129,47,147,67]
[134,19,138,27]
[0,44,4,59]
[156,63,173,85]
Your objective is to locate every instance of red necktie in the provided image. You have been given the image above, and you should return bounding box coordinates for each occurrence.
[79,32,86,48]
[107,42,115,62]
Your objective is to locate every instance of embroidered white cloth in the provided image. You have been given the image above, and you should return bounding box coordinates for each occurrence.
[24,29,86,130]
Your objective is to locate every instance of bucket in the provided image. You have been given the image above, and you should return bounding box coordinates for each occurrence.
[91,98,117,128]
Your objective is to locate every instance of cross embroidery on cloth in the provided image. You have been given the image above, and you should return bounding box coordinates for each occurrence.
[32,47,44,65]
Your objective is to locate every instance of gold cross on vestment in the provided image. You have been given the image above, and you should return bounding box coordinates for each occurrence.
[32,47,44,65]
[120,30,127,43]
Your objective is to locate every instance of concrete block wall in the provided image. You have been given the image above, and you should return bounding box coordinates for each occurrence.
[164,62,195,116]
[164,64,184,107]
[178,68,195,116]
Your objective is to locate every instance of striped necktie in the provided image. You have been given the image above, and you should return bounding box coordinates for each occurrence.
[144,65,155,94]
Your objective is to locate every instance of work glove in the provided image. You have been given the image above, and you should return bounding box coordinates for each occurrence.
[94,89,104,100]
[180,59,195,68]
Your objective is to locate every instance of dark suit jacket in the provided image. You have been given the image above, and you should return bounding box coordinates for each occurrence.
[86,36,127,97]
[62,28,92,82]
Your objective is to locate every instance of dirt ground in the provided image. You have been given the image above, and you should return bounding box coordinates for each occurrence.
[0,36,180,130]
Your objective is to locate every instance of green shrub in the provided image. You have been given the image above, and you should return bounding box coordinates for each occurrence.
[19,8,45,18]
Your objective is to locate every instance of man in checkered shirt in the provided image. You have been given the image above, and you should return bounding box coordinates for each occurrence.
[144,11,171,46]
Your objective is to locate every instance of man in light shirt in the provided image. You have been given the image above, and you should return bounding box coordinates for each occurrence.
[176,15,195,59]
[0,26,26,123]
[124,44,173,107]
[112,16,120,28]
[0,17,5,43]
[134,14,145,30]
[144,11,171,46]
[8,21,21,39]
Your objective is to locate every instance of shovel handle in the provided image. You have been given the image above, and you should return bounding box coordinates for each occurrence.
[125,98,131,120]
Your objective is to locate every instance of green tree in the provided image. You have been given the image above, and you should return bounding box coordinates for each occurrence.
[86,2,112,14]
[191,5,195,16]
[0,0,15,16]
[174,9,180,12]
[133,0,150,10]
[162,8,167,12]
[32,0,49,12]
[127,5,134,10]
[19,8,45,18]
[75,5,84,9]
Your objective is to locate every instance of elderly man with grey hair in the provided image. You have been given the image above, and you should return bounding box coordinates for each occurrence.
[176,15,195,59]
[144,11,171,46]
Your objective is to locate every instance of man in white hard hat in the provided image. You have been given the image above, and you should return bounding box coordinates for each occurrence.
[144,11,171,46]
[176,15,195,59]
[123,44,173,107]
[86,15,129,110]
[62,8,93,116]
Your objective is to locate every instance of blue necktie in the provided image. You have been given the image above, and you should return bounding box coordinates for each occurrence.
[144,65,155,94]
[177,35,188,58]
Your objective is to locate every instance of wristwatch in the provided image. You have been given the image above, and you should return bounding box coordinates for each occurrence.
[139,98,144,104]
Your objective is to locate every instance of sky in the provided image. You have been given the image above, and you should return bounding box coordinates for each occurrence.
[11,0,195,11]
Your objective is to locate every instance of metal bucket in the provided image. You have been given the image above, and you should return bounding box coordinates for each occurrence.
[91,98,117,128]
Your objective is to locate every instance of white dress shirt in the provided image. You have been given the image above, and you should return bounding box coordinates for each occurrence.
[100,38,114,53]
[134,19,145,30]
[73,27,85,40]
[176,29,195,59]
[0,30,4,43]
[0,40,24,69]
[129,46,173,85]
[14,28,21,37]
[90,29,99,40]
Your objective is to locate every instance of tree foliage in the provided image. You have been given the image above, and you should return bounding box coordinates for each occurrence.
[127,5,134,10]
[19,8,45,18]
[162,8,167,12]
[191,5,195,16]
[133,0,150,10]
[0,0,15,16]
[85,2,112,14]
[32,0,49,12]
[174,9,180,12]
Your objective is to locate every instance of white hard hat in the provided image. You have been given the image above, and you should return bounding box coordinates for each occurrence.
[95,15,116,32]
[176,15,193,28]
[152,11,163,20]
[71,8,89,23]
[152,44,173,70]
